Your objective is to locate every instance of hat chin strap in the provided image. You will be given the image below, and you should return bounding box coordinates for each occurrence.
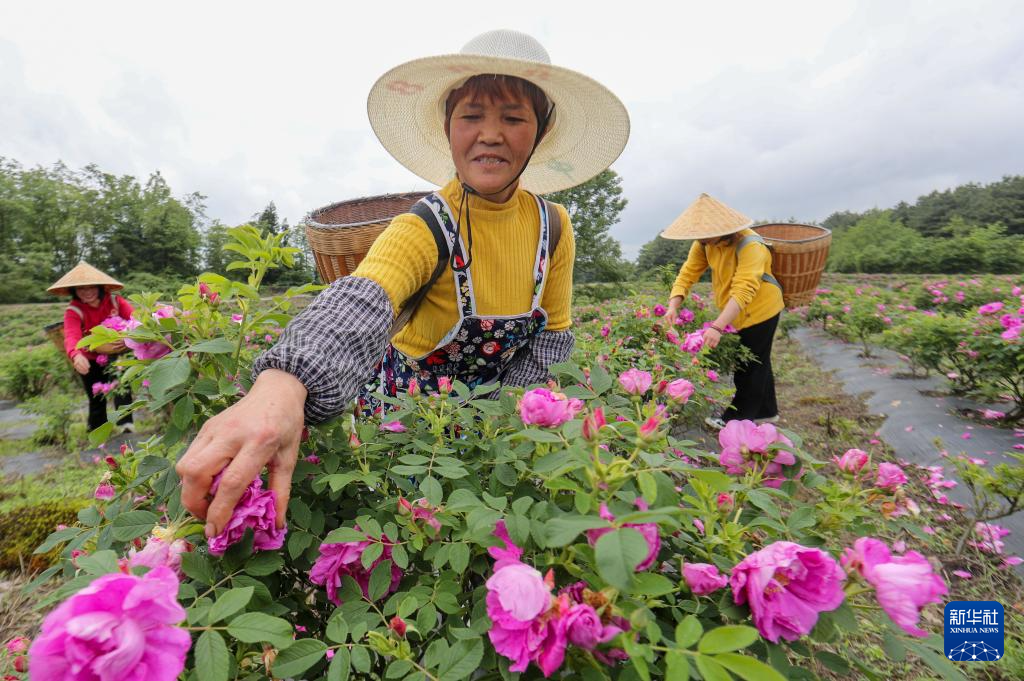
[451,103,556,273]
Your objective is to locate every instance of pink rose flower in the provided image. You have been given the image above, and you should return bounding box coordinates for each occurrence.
[833,448,869,473]
[653,304,667,317]
[982,409,1005,420]
[101,315,135,332]
[5,636,29,655]
[95,354,109,366]
[28,567,190,681]
[94,481,115,501]
[665,378,695,403]
[128,536,191,578]
[681,331,704,353]
[841,537,947,637]
[206,474,286,556]
[519,388,584,428]
[977,302,1003,315]
[230,314,243,323]
[730,541,846,643]
[718,420,798,488]
[600,324,611,337]
[380,420,407,433]
[586,502,661,571]
[124,336,172,361]
[563,603,623,649]
[618,368,652,395]
[309,536,403,606]
[683,562,729,595]
[152,305,177,320]
[487,563,552,622]
[676,308,695,324]
[706,369,719,383]
[875,462,908,489]
[398,497,442,535]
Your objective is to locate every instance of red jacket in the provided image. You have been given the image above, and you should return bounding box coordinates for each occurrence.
[63,294,135,360]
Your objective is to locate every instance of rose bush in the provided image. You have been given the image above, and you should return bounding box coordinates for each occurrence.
[21,236,968,681]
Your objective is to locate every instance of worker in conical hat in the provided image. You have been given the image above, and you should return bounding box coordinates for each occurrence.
[47,262,135,432]
[662,193,784,430]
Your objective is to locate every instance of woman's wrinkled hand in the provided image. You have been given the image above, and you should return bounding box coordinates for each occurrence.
[665,296,683,326]
[72,354,90,375]
[175,369,307,538]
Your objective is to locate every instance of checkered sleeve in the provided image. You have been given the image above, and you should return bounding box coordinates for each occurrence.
[251,276,392,424]
[502,329,575,388]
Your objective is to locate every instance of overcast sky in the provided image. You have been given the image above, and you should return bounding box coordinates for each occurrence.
[2,0,1022,258]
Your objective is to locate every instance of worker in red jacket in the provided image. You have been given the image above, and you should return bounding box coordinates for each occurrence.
[48,262,135,432]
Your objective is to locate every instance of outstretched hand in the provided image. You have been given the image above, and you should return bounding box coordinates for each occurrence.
[176,369,307,538]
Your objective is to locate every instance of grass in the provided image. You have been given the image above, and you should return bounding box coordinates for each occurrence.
[0,301,67,350]
[0,456,100,515]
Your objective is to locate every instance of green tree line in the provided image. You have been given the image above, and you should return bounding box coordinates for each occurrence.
[633,174,1024,276]
[0,158,314,303]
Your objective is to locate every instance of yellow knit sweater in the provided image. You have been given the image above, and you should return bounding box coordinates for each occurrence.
[670,229,784,329]
[353,179,575,358]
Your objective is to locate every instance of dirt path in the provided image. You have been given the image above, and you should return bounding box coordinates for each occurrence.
[791,325,1024,568]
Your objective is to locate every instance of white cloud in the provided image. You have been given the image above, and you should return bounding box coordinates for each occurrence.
[1,0,1021,259]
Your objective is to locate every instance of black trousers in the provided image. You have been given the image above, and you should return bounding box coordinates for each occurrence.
[724,313,780,422]
[80,360,133,431]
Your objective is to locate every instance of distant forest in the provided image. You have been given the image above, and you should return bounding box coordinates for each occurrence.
[636,175,1024,275]
[0,158,313,303]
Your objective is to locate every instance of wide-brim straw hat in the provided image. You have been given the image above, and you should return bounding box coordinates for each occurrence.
[661,193,754,240]
[46,261,124,297]
[367,29,630,194]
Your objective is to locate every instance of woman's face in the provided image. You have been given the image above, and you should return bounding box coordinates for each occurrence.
[447,91,539,203]
[76,286,101,305]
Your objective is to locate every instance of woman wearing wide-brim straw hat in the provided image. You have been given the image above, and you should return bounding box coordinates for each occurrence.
[662,193,785,430]
[177,29,630,537]
[47,261,135,432]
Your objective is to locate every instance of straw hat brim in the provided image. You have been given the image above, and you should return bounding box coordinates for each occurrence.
[47,262,124,297]
[660,221,755,241]
[660,193,754,241]
[367,53,630,194]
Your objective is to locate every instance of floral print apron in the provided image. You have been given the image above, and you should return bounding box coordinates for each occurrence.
[359,192,552,415]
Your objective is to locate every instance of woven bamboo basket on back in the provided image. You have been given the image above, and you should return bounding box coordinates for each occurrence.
[752,223,832,307]
[304,192,430,284]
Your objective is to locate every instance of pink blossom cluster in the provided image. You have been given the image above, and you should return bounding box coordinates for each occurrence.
[91,381,118,396]
[309,532,403,606]
[718,420,799,488]
[519,388,584,427]
[842,538,947,637]
[486,522,626,676]
[968,522,1011,554]
[28,567,190,681]
[206,473,287,556]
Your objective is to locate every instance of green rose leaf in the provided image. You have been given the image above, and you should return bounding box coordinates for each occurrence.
[271,639,327,678]
[194,630,230,681]
[594,527,648,590]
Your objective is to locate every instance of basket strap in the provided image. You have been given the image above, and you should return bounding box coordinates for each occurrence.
[388,200,450,341]
[543,199,562,255]
[735,234,783,291]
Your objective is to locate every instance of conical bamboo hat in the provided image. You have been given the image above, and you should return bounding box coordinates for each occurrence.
[47,261,124,297]
[661,193,753,240]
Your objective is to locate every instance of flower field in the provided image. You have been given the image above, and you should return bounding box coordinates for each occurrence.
[2,233,1023,680]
